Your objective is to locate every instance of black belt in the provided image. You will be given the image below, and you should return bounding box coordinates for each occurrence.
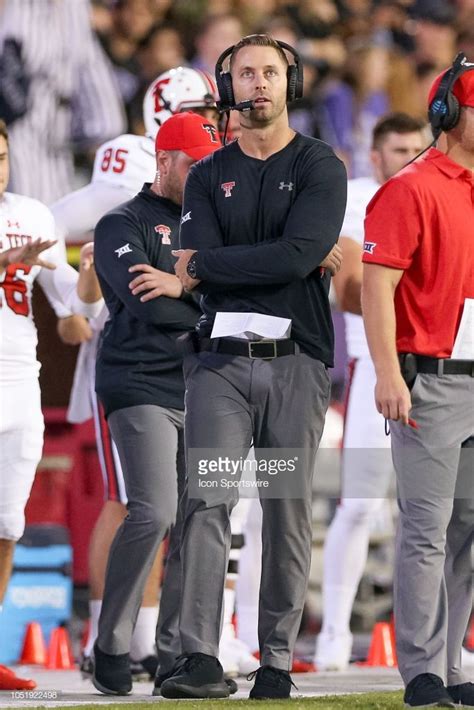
[198,337,296,359]
[402,354,474,376]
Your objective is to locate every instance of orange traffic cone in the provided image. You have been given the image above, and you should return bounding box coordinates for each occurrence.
[361,622,398,667]
[46,626,75,670]
[19,622,47,665]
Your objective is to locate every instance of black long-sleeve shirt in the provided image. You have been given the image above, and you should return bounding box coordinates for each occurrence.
[94,185,200,416]
[180,133,347,366]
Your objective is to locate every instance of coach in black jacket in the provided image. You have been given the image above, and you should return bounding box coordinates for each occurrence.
[91,112,221,696]
[165,35,347,700]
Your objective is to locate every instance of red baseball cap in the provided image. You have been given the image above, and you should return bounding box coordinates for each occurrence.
[428,66,474,108]
[155,111,222,160]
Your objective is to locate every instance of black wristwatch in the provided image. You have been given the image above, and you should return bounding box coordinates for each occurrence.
[187,254,198,279]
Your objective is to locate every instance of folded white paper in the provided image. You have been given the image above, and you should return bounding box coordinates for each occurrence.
[451,298,474,360]
[211,312,292,341]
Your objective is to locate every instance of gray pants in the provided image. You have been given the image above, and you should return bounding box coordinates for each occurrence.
[97,404,185,656]
[390,373,474,686]
[179,349,331,671]
[155,467,187,674]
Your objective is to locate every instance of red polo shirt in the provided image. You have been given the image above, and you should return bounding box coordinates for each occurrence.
[363,148,474,357]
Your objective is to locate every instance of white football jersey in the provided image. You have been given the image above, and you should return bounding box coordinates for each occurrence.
[0,192,102,383]
[340,177,380,359]
[51,134,155,423]
[51,134,156,244]
[92,133,155,192]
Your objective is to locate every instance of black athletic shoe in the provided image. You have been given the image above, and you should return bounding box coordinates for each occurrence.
[92,642,132,696]
[153,668,178,696]
[447,681,474,705]
[130,655,158,681]
[404,674,455,707]
[160,653,230,699]
[153,664,238,697]
[248,665,296,700]
[225,676,238,695]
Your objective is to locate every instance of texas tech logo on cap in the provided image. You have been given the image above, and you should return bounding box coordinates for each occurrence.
[155,224,171,244]
[202,123,219,143]
[221,181,235,198]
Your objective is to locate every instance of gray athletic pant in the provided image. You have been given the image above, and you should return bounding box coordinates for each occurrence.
[97,404,185,656]
[390,373,474,686]
[178,349,331,671]
[155,468,187,674]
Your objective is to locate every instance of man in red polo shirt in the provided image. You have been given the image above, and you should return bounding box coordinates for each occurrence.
[362,59,474,708]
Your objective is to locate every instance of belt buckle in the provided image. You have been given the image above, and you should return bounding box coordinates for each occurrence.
[248,339,277,360]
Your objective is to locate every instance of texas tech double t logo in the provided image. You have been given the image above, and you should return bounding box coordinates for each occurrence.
[221,181,235,198]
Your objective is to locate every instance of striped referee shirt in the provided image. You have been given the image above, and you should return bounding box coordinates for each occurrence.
[0,0,126,204]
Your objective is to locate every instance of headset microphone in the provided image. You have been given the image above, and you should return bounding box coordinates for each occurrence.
[218,99,255,113]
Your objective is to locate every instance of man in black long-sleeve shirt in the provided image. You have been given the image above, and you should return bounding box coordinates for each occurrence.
[91,112,221,696]
[163,35,347,700]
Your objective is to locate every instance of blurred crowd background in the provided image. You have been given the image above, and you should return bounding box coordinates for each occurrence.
[93,0,473,178]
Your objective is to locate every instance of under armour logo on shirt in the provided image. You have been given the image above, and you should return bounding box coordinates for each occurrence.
[7,219,20,229]
[363,242,377,255]
[279,182,293,191]
[181,211,192,224]
[115,243,132,258]
[221,181,235,198]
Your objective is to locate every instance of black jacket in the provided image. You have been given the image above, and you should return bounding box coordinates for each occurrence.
[94,184,200,416]
[180,133,347,366]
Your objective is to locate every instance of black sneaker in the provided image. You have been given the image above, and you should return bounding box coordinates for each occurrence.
[160,653,230,699]
[153,666,180,696]
[225,676,238,695]
[92,642,132,696]
[447,682,474,705]
[153,663,237,697]
[248,665,296,700]
[404,673,455,707]
[130,655,158,681]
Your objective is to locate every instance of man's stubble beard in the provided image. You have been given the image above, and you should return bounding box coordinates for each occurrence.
[244,96,287,128]
[161,171,184,207]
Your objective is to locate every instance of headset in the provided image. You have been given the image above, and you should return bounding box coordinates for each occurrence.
[214,37,304,113]
[428,52,474,138]
[403,52,474,167]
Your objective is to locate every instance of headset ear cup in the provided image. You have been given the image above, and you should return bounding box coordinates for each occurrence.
[286,65,298,102]
[442,93,460,131]
[219,71,234,108]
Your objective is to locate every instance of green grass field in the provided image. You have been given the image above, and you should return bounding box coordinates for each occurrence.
[2,692,405,710]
